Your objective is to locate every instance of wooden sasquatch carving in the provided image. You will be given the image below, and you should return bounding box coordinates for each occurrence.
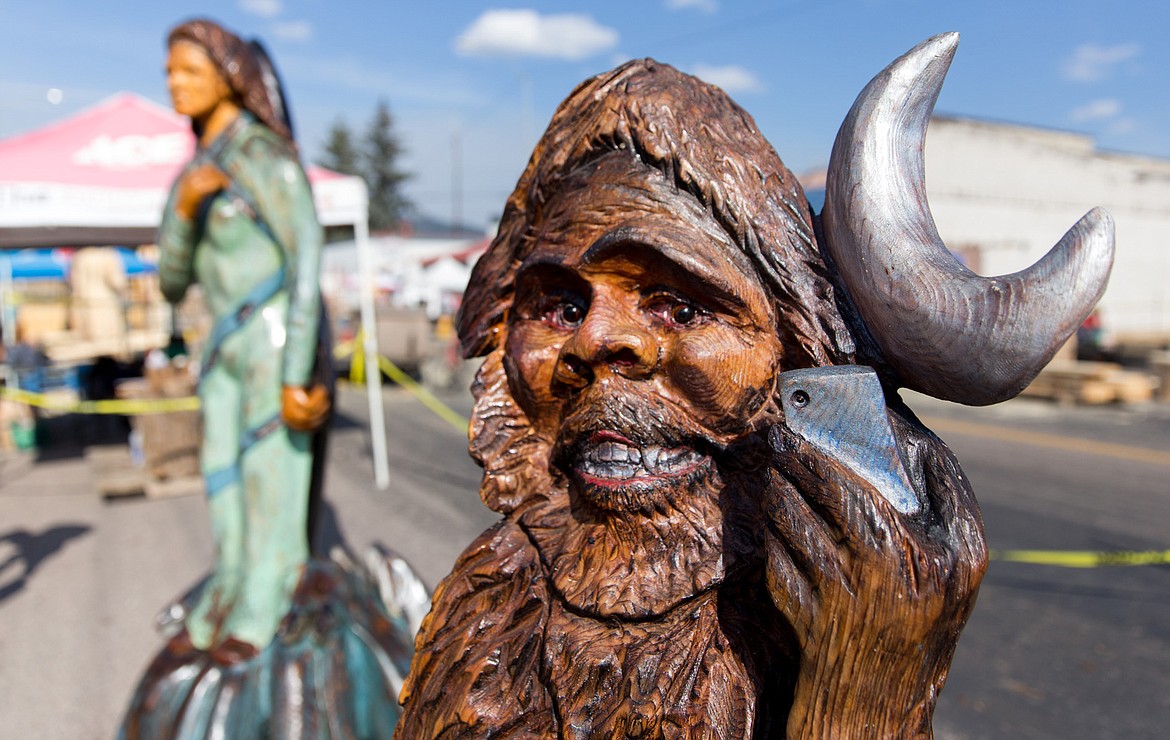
[397,35,1114,738]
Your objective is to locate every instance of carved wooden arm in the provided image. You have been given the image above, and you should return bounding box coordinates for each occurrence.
[763,414,987,738]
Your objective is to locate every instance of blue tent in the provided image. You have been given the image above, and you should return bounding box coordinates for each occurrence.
[5,248,70,280]
[2,247,156,281]
[0,247,158,349]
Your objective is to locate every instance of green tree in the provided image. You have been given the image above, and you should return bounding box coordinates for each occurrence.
[362,100,411,231]
[317,118,361,176]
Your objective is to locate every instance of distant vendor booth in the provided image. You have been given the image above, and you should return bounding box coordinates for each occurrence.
[0,92,369,347]
[0,246,161,390]
[0,93,387,481]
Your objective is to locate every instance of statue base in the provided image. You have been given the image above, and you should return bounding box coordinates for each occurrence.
[119,548,427,739]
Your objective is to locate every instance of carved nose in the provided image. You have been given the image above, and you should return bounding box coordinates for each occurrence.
[553,304,657,390]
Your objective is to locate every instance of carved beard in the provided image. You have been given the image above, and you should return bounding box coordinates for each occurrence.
[468,346,770,620]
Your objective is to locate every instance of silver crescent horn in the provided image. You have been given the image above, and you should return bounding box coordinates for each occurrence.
[821,32,1115,406]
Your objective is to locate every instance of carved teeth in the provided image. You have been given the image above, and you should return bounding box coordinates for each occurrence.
[578,440,703,480]
[596,441,640,465]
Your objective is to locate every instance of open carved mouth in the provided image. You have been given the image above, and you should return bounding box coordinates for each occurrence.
[570,431,710,502]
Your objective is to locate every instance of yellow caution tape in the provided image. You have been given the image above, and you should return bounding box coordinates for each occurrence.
[376,355,469,434]
[990,548,1170,567]
[7,357,1167,569]
[332,338,356,360]
[345,333,468,434]
[1,334,468,430]
[0,385,200,414]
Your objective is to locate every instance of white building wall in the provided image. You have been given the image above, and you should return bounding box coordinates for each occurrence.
[924,116,1170,338]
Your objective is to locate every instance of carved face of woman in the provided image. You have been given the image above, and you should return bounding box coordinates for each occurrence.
[166,40,231,121]
[506,152,783,518]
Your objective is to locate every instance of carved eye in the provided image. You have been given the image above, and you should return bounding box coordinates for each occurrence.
[648,290,706,328]
[536,291,586,329]
[671,303,697,325]
[558,301,584,327]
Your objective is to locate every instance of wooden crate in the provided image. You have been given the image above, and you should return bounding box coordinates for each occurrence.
[1020,360,1156,405]
[118,371,202,480]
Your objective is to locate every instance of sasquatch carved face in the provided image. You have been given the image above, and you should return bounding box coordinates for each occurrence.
[494,151,784,618]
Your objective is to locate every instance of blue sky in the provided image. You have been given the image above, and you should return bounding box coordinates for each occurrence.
[2,0,1166,229]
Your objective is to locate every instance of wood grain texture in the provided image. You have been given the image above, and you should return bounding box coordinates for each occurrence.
[400,56,988,738]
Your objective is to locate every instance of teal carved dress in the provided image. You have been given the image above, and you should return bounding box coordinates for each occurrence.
[159,112,321,653]
[120,114,420,739]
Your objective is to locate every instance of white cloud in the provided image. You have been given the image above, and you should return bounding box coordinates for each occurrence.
[1108,118,1136,135]
[1071,98,1122,123]
[666,0,719,12]
[278,52,487,106]
[691,63,762,94]
[272,20,313,42]
[455,10,618,60]
[240,0,283,19]
[1068,98,1138,137]
[1062,42,1141,82]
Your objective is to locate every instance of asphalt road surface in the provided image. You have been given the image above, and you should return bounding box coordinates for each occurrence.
[1,382,1166,739]
[914,392,1170,740]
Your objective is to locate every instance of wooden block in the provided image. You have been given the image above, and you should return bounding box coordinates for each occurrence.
[1076,381,1115,405]
[144,475,204,499]
[43,330,169,363]
[16,303,68,344]
[87,445,147,498]
[1021,359,1159,405]
[1113,374,1155,404]
[98,469,147,498]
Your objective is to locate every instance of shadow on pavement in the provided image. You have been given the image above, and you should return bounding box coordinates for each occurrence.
[0,524,91,603]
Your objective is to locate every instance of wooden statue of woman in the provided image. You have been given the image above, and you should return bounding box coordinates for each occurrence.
[158,16,329,661]
[120,18,419,739]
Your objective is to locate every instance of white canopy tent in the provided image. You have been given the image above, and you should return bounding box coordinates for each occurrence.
[0,93,389,487]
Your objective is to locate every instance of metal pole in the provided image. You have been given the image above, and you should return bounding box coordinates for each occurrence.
[0,253,15,349]
[354,185,390,489]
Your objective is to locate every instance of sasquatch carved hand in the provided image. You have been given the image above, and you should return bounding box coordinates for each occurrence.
[763,421,987,739]
[281,384,331,432]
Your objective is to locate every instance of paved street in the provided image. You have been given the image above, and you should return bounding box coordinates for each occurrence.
[1,382,1167,739]
[911,392,1170,739]
[0,384,494,740]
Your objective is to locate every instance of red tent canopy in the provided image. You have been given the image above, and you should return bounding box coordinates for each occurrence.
[0,92,366,248]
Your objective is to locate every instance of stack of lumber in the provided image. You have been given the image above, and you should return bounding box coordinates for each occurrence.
[42,329,168,363]
[1020,360,1157,405]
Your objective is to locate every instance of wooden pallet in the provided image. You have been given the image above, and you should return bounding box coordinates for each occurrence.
[87,444,202,500]
[1020,360,1157,405]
